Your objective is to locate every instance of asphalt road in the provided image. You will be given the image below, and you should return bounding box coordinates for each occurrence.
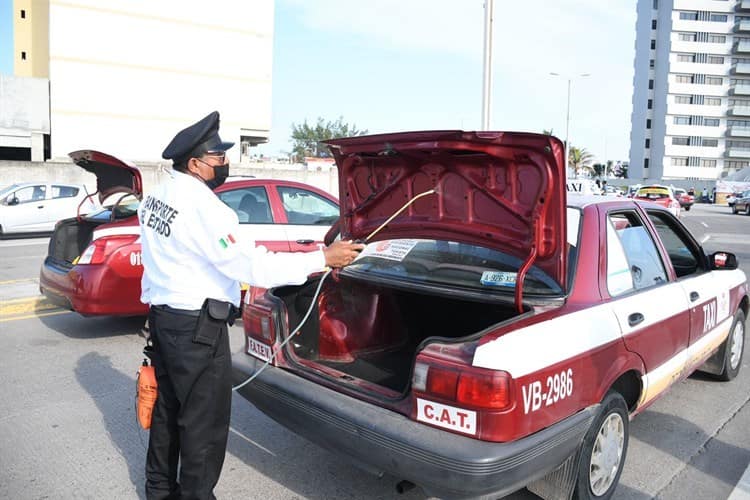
[0,203,748,500]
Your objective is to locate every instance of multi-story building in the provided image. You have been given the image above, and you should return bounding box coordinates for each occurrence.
[1,0,273,163]
[630,0,750,182]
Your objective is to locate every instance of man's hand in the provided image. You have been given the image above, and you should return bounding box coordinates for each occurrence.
[323,240,366,268]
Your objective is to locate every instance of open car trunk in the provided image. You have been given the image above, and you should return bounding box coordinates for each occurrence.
[46,216,107,268]
[273,274,523,395]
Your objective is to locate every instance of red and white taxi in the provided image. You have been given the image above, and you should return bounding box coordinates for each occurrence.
[39,150,339,316]
[633,184,682,217]
[232,131,748,500]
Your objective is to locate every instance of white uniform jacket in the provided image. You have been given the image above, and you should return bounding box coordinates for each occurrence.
[138,171,326,310]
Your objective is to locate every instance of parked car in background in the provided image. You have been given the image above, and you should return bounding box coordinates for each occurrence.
[0,182,98,236]
[633,184,681,217]
[673,187,694,211]
[39,150,340,316]
[732,190,750,215]
[233,130,748,500]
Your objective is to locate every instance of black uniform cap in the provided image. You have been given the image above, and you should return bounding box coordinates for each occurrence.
[162,111,234,163]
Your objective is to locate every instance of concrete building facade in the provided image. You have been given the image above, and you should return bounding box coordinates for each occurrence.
[630,0,750,181]
[1,0,274,163]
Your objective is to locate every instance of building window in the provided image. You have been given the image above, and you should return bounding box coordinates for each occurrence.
[677,54,695,62]
[708,34,726,43]
[676,74,694,83]
[705,97,721,105]
[21,51,26,61]
[701,159,717,167]
[645,139,651,148]
[651,40,656,49]
[650,59,655,68]
[649,79,654,89]
[726,160,750,168]
[710,14,728,22]
[644,158,650,169]
[653,0,658,9]
[706,76,723,85]
[652,20,657,29]
[648,99,653,109]
[672,157,689,166]
[679,33,696,42]
[702,138,718,147]
[20,9,25,18]
[675,95,692,104]
[680,11,698,20]
[647,119,652,129]
[707,55,725,64]
[672,137,690,145]
[704,118,720,126]
[674,116,691,125]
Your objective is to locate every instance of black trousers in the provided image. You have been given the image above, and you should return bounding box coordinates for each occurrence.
[145,306,232,500]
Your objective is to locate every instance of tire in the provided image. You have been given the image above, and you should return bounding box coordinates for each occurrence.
[717,310,746,382]
[746,205,750,216]
[733,205,739,214]
[573,391,629,500]
[684,205,691,211]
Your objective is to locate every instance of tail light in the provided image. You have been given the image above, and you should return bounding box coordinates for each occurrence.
[244,287,277,344]
[413,357,512,410]
[77,235,138,265]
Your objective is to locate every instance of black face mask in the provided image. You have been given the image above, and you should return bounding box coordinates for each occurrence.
[205,163,229,190]
[195,158,230,190]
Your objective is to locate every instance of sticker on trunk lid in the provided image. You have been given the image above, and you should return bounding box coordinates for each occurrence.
[480,271,516,287]
[361,239,418,262]
[416,398,477,435]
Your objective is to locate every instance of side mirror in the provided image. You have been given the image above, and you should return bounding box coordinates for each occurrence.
[710,252,738,270]
[7,196,19,206]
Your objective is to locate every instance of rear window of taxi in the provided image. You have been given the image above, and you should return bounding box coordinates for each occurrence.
[635,187,671,200]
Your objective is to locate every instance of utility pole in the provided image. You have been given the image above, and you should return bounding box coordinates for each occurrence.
[481,0,494,130]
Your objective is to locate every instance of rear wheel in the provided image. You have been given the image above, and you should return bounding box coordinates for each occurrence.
[717,310,745,381]
[573,391,629,500]
[733,205,739,214]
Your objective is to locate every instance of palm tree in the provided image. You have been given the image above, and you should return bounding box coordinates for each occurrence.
[569,147,595,177]
[542,129,554,136]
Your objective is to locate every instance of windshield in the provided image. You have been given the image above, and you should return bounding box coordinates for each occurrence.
[636,187,670,199]
[0,184,20,199]
[344,239,564,296]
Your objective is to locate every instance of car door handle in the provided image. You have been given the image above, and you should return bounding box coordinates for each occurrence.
[690,291,700,302]
[37,205,44,209]
[628,313,645,327]
[296,239,314,245]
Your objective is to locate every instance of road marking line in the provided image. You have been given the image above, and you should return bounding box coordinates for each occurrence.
[0,310,72,322]
[0,278,38,285]
[701,222,709,228]
[0,297,61,316]
[728,461,750,500]
[701,235,711,244]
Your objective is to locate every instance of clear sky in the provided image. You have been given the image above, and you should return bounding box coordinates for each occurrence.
[258,0,637,164]
[0,0,12,75]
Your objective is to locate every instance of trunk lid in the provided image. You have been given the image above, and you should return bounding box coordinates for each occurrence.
[69,150,143,204]
[325,130,568,295]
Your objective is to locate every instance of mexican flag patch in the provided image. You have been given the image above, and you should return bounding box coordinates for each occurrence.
[218,233,236,249]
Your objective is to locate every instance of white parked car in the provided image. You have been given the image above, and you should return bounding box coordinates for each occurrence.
[0,182,98,236]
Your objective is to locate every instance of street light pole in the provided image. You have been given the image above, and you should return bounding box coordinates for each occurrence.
[481,0,494,130]
[550,72,589,178]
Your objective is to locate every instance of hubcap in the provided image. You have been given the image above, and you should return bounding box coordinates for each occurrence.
[730,320,744,370]
[589,413,625,496]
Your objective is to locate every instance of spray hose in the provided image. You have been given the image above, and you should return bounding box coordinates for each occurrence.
[231,187,438,392]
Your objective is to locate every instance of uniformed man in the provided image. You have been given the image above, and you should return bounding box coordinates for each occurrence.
[139,111,363,500]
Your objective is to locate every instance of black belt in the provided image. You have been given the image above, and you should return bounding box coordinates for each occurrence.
[152,304,201,317]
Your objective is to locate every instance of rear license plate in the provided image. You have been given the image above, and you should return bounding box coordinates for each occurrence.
[247,337,272,362]
[416,398,477,435]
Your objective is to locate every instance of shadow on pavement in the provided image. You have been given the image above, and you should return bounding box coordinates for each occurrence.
[40,313,147,339]
[75,352,146,499]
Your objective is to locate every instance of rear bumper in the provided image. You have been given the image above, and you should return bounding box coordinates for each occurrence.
[232,354,597,500]
[39,257,147,316]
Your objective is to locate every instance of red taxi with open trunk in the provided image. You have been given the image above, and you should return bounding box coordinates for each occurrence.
[233,131,748,500]
[39,150,339,316]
